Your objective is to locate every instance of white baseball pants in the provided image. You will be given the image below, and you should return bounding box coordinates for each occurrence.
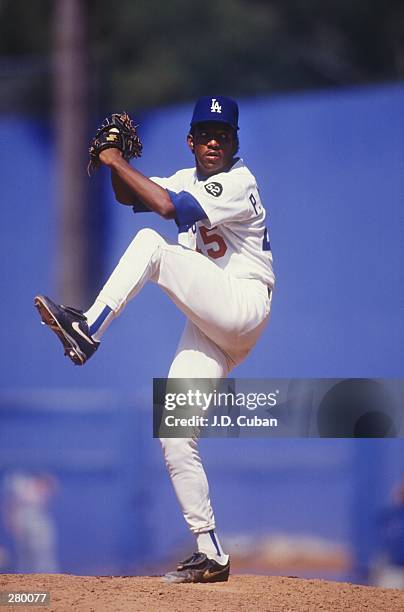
[97,228,271,534]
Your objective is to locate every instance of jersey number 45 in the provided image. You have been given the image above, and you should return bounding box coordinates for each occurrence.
[198,226,227,259]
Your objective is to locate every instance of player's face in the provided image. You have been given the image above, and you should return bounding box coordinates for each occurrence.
[188,122,237,177]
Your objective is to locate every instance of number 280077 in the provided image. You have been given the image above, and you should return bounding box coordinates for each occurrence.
[1,591,50,605]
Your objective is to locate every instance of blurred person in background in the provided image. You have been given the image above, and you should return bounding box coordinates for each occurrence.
[372,481,404,589]
[3,472,59,573]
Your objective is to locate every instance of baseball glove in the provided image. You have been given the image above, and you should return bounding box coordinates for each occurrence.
[87,112,142,175]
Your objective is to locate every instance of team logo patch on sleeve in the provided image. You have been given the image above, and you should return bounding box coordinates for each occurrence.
[204,182,223,197]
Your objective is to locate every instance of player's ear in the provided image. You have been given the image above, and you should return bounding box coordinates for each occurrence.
[232,131,239,156]
[187,133,195,153]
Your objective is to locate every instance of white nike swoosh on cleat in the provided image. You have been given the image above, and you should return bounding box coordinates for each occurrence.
[72,321,96,344]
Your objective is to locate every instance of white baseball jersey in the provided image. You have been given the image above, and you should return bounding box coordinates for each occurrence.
[150,158,275,288]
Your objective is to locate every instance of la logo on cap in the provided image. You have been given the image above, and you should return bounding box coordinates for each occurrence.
[190,95,238,129]
[210,98,222,114]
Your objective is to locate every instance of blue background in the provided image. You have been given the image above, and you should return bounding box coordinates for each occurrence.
[0,83,403,581]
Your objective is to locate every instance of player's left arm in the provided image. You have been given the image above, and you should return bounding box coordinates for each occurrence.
[111,167,141,205]
[100,149,176,219]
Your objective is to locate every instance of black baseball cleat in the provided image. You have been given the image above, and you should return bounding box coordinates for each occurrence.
[162,552,230,584]
[34,295,99,366]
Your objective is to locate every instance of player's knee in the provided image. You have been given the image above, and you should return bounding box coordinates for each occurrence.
[123,227,165,265]
[135,227,164,247]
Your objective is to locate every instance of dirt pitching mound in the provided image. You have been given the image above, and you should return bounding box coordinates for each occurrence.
[1,574,404,612]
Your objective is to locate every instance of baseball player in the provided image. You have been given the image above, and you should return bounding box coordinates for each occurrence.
[34,96,275,583]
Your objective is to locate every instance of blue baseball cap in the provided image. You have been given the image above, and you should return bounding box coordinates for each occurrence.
[190,96,239,130]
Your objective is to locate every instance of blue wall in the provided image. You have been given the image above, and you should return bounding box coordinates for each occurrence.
[1,84,404,579]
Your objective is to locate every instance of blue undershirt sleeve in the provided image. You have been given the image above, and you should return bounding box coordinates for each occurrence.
[167,190,208,226]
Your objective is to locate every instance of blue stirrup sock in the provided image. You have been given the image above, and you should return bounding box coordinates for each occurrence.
[196,530,229,565]
[84,301,115,342]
